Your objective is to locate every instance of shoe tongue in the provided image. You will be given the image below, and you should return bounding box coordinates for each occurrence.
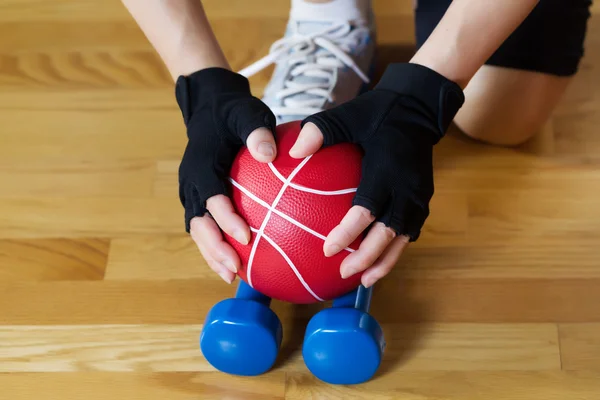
[296,20,334,36]
[283,22,335,120]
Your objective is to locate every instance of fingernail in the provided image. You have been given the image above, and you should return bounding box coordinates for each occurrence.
[258,142,274,157]
[221,260,237,274]
[289,140,304,157]
[217,270,233,284]
[363,278,374,288]
[341,267,353,279]
[325,244,341,257]
[233,229,249,245]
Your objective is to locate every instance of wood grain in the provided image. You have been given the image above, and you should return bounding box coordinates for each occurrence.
[370,278,600,323]
[0,323,559,373]
[559,324,600,371]
[0,89,173,111]
[0,239,108,281]
[0,110,184,162]
[399,242,600,279]
[0,160,155,198]
[0,51,171,89]
[0,372,286,400]
[381,323,561,371]
[286,371,600,400]
[0,197,181,239]
[3,279,600,325]
[1,0,599,398]
[104,235,211,281]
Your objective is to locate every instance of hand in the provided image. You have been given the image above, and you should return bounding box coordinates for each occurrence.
[175,67,277,284]
[289,63,465,288]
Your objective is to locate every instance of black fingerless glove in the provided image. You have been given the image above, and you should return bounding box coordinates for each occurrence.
[302,63,465,241]
[175,68,276,232]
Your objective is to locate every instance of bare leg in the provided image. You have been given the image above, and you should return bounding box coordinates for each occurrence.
[454,65,572,146]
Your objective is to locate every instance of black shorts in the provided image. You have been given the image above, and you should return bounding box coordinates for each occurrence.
[414,0,593,76]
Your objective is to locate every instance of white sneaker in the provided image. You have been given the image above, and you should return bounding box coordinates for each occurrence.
[239,0,376,124]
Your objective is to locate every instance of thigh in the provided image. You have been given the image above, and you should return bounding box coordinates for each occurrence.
[414,0,592,145]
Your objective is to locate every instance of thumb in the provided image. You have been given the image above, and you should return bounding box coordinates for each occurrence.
[246,127,277,163]
[289,122,324,159]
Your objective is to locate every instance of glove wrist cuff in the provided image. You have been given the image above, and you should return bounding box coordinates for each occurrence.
[375,63,465,140]
[175,68,251,124]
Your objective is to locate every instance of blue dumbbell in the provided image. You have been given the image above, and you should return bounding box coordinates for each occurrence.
[302,285,385,385]
[200,280,283,376]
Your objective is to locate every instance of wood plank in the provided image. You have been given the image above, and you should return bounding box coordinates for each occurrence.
[0,110,184,162]
[0,239,108,281]
[286,371,600,400]
[0,16,414,90]
[559,323,600,371]
[0,192,459,239]
[0,197,182,238]
[107,235,600,282]
[381,323,560,371]
[0,22,147,52]
[0,160,155,198]
[3,279,600,325]
[0,325,206,372]
[0,51,171,89]
[0,372,286,400]
[0,281,232,325]
[467,192,600,242]
[434,132,558,170]
[0,89,173,111]
[104,235,212,281]
[399,242,600,279]
[434,166,600,195]
[554,108,600,160]
[0,323,558,372]
[152,160,179,198]
[370,278,600,324]
[0,0,130,22]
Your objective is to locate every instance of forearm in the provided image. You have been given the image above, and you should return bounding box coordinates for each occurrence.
[410,0,539,88]
[122,0,229,80]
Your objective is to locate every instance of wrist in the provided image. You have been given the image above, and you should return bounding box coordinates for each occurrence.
[168,52,230,80]
[167,34,230,80]
[175,68,251,124]
[375,63,465,139]
[409,56,470,89]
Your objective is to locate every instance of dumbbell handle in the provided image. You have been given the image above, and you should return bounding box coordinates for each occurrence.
[235,280,272,307]
[332,285,373,313]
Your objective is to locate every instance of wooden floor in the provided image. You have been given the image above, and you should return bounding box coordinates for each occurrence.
[2,0,600,398]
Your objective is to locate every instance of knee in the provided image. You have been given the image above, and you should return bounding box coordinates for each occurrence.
[453,109,539,147]
[451,66,572,147]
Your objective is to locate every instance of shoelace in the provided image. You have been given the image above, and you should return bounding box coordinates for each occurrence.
[239,21,370,119]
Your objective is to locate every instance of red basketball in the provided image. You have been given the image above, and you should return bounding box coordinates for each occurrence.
[225,120,364,304]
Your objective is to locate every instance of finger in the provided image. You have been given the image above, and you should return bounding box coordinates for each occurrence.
[323,205,375,257]
[361,234,410,288]
[289,122,324,158]
[190,228,236,284]
[205,195,251,245]
[202,247,237,284]
[246,127,277,163]
[339,222,397,279]
[189,215,242,275]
